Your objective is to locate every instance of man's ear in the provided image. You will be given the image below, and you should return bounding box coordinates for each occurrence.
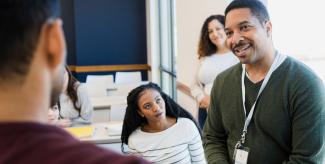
[265,20,272,37]
[44,19,66,69]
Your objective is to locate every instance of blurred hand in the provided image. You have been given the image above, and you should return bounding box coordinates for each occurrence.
[199,95,210,109]
[48,108,59,124]
[57,119,72,128]
[48,106,71,128]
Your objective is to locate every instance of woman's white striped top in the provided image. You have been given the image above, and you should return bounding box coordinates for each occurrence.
[127,118,206,164]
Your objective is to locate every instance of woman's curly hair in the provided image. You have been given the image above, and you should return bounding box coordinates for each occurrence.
[198,15,225,59]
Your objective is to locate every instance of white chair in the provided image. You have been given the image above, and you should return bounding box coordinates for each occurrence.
[86,75,114,84]
[109,104,127,122]
[92,109,110,123]
[85,75,114,97]
[115,71,142,84]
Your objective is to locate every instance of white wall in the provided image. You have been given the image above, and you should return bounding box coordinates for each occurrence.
[268,0,325,82]
[175,0,230,118]
[146,0,160,84]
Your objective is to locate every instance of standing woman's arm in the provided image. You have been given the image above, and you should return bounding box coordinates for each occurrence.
[191,59,206,103]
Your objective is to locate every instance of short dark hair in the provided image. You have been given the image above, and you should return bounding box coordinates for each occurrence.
[121,82,201,153]
[198,15,225,59]
[0,0,60,83]
[225,0,270,25]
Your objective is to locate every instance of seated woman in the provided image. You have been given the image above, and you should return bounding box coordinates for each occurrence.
[121,82,206,163]
[48,66,93,127]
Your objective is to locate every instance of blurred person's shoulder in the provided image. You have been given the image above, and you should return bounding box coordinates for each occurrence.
[0,122,149,164]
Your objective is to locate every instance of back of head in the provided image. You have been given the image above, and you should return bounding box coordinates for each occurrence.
[0,0,60,85]
[225,0,270,24]
[121,82,200,151]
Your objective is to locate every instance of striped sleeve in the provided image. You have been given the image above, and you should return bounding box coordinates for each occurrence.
[188,122,206,164]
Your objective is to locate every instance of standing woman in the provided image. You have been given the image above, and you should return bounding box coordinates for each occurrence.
[191,15,238,129]
[121,83,206,163]
[50,66,94,127]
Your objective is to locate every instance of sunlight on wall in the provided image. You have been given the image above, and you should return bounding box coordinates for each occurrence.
[268,0,325,82]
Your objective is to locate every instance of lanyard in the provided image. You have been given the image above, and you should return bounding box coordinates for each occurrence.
[239,51,286,145]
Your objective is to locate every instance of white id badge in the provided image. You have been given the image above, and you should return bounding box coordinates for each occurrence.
[234,148,249,164]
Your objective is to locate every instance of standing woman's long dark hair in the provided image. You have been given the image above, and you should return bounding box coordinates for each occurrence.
[121,82,201,153]
[64,66,81,113]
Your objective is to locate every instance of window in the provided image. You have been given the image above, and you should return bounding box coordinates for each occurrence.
[146,0,177,98]
[158,0,177,98]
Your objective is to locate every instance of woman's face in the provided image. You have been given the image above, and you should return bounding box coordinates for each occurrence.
[137,89,166,123]
[62,70,69,92]
[208,19,227,47]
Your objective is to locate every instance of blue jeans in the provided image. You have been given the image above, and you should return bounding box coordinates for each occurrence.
[198,108,207,129]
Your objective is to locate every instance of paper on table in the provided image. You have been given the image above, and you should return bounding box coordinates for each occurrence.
[65,126,93,138]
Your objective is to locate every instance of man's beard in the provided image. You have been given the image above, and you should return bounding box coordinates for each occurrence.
[50,66,65,107]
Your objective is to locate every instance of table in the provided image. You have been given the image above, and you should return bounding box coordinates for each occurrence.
[66,122,123,144]
[65,122,124,153]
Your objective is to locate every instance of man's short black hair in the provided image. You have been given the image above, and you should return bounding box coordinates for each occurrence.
[0,0,60,82]
[225,0,270,24]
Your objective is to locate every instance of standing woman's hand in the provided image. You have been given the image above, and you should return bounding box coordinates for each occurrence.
[199,95,210,109]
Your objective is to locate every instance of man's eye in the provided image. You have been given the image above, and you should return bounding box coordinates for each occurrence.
[225,31,233,37]
[240,25,249,31]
